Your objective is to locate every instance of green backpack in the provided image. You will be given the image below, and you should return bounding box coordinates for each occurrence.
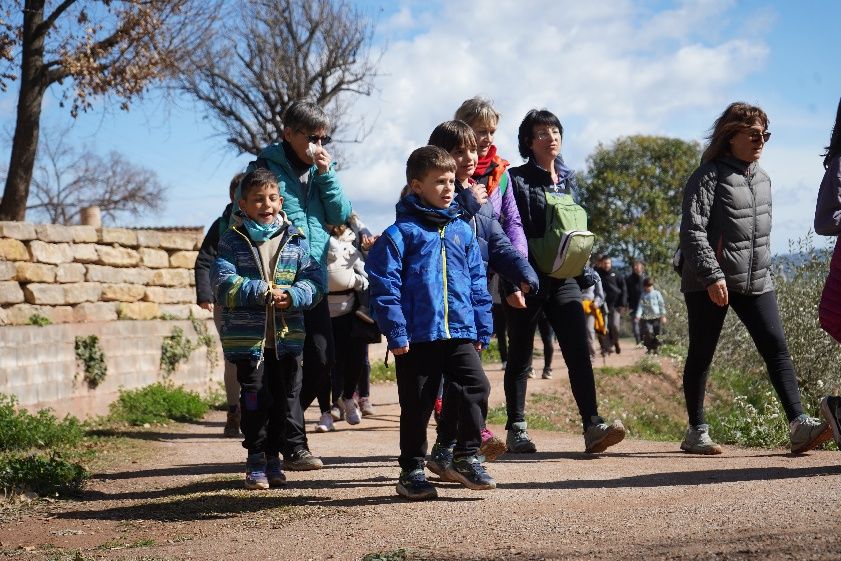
[528,190,595,279]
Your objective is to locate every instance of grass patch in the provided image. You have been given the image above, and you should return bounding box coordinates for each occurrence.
[109,383,209,426]
[362,549,411,561]
[370,357,396,383]
[202,381,229,411]
[480,340,502,363]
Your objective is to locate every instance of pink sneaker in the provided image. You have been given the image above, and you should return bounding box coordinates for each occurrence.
[479,427,506,462]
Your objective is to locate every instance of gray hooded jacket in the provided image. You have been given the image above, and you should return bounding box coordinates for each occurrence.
[679,155,773,295]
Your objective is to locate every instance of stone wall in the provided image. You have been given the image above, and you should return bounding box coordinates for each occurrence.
[0,222,210,325]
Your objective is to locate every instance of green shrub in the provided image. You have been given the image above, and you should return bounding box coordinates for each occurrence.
[362,549,410,561]
[370,357,396,383]
[0,395,84,452]
[160,327,195,377]
[0,452,87,497]
[109,383,209,425]
[28,313,51,326]
[74,335,107,389]
[481,340,502,363]
[203,381,229,411]
[707,392,789,448]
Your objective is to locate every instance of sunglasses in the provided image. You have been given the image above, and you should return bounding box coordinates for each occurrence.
[298,130,332,145]
[745,130,771,143]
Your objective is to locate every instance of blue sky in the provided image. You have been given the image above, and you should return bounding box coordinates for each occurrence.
[2,0,840,255]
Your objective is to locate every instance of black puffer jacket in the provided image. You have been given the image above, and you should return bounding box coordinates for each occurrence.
[679,155,773,295]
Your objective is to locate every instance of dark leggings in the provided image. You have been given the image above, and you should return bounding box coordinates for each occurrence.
[683,290,804,426]
[534,312,554,370]
[504,278,599,429]
[492,303,508,363]
[330,313,368,400]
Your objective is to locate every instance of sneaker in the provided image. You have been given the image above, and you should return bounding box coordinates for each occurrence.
[820,396,841,447]
[284,449,324,471]
[583,416,626,453]
[223,406,240,437]
[344,398,361,425]
[445,456,496,490]
[359,396,375,417]
[245,452,269,490]
[315,411,335,433]
[506,421,537,453]
[479,428,507,462]
[266,455,287,487]
[789,414,832,454]
[396,468,437,501]
[680,424,723,455]
[426,441,454,481]
[330,401,344,422]
[526,367,536,379]
[541,367,553,380]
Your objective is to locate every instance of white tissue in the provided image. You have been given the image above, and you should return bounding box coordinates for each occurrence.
[306,142,319,159]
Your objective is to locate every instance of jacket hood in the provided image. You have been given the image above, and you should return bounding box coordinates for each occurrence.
[396,194,463,225]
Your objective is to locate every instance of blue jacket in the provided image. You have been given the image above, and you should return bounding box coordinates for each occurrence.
[456,183,539,294]
[211,218,324,362]
[365,194,493,350]
[247,143,352,285]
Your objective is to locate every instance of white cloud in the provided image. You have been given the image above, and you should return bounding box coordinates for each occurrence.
[340,0,774,242]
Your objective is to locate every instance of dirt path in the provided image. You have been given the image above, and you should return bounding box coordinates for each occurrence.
[3,341,841,560]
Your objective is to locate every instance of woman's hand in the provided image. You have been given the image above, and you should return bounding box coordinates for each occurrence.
[506,291,526,309]
[707,280,728,307]
[313,146,332,175]
[392,346,410,356]
[198,302,214,312]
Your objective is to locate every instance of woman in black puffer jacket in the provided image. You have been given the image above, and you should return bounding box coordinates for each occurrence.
[678,102,830,455]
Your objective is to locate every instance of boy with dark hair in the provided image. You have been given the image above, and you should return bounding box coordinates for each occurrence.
[212,168,324,489]
[366,146,495,500]
[634,277,666,354]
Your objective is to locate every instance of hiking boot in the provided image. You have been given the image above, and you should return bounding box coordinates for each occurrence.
[506,421,537,453]
[820,396,841,447]
[479,428,507,462]
[541,367,553,380]
[266,455,287,487]
[526,367,536,379]
[396,468,437,501]
[790,414,832,454]
[315,411,335,433]
[284,449,324,471]
[680,424,723,455]
[583,416,626,453]
[359,396,375,417]
[445,456,496,491]
[223,406,240,437]
[245,452,269,490]
[344,397,361,425]
[426,441,454,481]
[330,401,344,422]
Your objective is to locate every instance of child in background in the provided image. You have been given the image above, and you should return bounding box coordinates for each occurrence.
[425,121,539,477]
[211,168,324,489]
[195,173,243,437]
[366,146,495,500]
[634,277,667,354]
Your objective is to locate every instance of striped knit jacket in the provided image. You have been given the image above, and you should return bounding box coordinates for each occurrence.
[211,218,323,362]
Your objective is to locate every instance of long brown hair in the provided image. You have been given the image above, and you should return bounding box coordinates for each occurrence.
[824,97,841,169]
[701,102,769,164]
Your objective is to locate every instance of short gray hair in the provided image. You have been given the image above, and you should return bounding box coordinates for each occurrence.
[283,100,330,132]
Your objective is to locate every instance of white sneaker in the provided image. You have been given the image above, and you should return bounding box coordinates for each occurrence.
[330,401,344,421]
[315,411,335,433]
[359,396,375,416]
[344,398,361,425]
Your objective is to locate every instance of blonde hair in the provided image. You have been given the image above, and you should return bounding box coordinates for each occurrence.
[454,96,500,128]
[701,102,769,164]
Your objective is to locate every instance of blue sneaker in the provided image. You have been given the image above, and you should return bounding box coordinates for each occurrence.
[445,456,496,491]
[266,455,287,487]
[396,469,437,501]
[245,452,269,490]
[426,442,454,481]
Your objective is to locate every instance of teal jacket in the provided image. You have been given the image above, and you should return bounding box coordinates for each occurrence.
[247,143,352,285]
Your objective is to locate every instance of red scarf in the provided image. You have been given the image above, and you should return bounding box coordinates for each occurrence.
[473,145,509,195]
[474,145,497,177]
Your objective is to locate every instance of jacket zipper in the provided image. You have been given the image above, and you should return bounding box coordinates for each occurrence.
[746,168,756,293]
[439,225,451,339]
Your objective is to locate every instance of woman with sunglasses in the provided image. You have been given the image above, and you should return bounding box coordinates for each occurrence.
[678,102,830,455]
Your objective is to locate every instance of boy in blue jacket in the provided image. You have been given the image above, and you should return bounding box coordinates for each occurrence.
[366,146,495,500]
[212,168,324,490]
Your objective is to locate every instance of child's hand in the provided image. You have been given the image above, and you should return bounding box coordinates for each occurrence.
[391,346,410,356]
[519,281,531,294]
[506,291,526,309]
[313,146,332,175]
[361,234,378,250]
[198,302,214,312]
[272,288,292,309]
[474,342,483,352]
[469,183,488,205]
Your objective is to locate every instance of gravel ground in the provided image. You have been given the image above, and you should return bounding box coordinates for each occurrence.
[2,344,841,561]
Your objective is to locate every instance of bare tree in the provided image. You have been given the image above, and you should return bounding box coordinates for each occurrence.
[180,0,379,156]
[0,0,218,221]
[25,128,166,225]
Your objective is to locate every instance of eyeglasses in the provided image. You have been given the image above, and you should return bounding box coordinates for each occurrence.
[298,130,332,145]
[534,128,561,141]
[745,130,771,143]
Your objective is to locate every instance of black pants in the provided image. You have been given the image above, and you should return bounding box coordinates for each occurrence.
[530,312,554,370]
[236,351,301,455]
[285,297,334,455]
[395,340,489,471]
[330,313,368,401]
[504,278,598,430]
[683,290,804,425]
[492,303,508,363]
[640,318,661,352]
